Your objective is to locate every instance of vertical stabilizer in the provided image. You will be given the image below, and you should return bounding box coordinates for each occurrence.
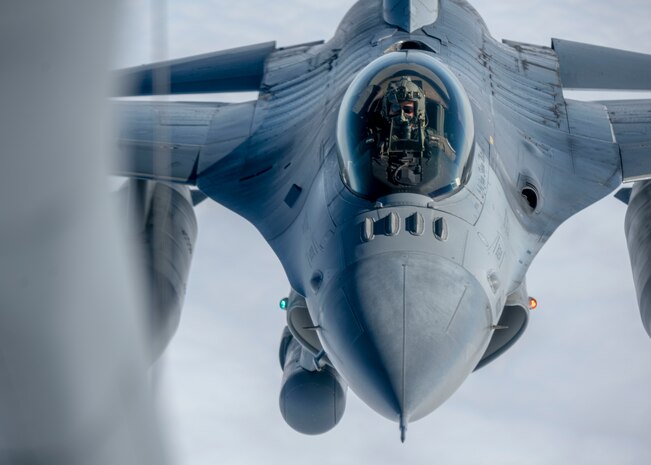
[383,0,439,33]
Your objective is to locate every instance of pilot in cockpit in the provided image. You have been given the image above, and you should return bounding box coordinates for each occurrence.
[339,53,474,200]
[362,76,456,190]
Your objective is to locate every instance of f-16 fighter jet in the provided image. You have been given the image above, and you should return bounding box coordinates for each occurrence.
[114,0,651,441]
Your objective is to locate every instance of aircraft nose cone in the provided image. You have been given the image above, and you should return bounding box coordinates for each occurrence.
[317,253,492,422]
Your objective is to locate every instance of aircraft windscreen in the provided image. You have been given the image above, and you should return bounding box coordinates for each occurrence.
[337,51,475,200]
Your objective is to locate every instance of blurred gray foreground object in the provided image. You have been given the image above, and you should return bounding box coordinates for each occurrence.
[0,1,171,464]
[112,0,651,442]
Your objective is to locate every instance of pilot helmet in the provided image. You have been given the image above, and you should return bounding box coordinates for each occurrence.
[381,77,426,124]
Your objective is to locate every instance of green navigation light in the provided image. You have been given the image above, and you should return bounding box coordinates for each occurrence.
[279,297,289,310]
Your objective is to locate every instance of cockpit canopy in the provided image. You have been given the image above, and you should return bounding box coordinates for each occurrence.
[336,51,475,200]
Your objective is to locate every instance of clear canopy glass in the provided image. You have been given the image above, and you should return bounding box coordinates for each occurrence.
[336,51,475,200]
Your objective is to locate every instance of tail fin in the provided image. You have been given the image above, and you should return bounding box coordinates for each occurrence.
[383,0,439,33]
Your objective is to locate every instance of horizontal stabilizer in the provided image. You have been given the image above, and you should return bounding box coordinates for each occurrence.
[115,42,276,96]
[552,39,651,90]
[604,100,651,181]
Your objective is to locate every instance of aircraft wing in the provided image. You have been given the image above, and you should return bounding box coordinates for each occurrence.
[499,38,651,183]
[552,39,651,91]
[552,39,651,182]
[115,42,276,96]
[113,38,337,241]
[552,39,651,181]
[112,42,277,184]
[113,40,328,188]
[114,100,258,184]
[602,99,651,182]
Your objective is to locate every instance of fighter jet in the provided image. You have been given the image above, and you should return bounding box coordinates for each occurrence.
[113,0,651,441]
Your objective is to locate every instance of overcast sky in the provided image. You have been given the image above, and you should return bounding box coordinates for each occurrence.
[117,1,651,464]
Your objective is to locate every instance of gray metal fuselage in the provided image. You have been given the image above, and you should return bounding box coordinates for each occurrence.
[191,0,620,425]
